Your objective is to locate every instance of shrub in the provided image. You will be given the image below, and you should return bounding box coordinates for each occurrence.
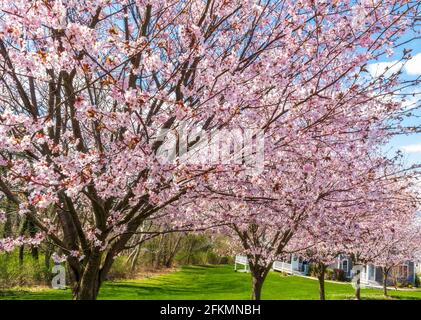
[395,280,409,288]
[308,264,318,277]
[0,250,50,289]
[308,264,337,281]
[106,255,136,280]
[325,268,334,280]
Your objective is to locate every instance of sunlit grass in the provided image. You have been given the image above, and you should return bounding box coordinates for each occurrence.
[1,265,421,300]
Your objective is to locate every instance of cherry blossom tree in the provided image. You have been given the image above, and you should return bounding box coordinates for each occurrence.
[301,247,337,301]
[188,151,419,299]
[340,180,419,300]
[298,229,346,301]
[299,169,419,300]
[357,210,421,297]
[167,0,421,300]
[376,227,421,297]
[0,0,324,299]
[0,0,420,300]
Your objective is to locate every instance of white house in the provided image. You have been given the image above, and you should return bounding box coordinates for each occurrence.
[234,254,417,287]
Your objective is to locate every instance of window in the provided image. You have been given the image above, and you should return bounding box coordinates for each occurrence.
[369,265,375,279]
[342,260,348,273]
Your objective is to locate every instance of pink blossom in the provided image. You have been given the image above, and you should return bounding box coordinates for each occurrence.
[303,163,314,173]
[51,253,68,264]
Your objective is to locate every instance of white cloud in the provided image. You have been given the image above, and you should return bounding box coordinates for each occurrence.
[401,143,421,154]
[401,95,420,110]
[405,52,421,76]
[367,53,421,78]
[367,60,403,78]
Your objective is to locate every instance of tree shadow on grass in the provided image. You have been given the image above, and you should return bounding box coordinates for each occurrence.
[99,265,247,299]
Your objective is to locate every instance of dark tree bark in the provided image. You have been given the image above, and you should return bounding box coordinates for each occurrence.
[28,220,39,261]
[251,275,264,300]
[18,246,25,269]
[72,251,102,300]
[249,262,271,300]
[317,263,326,300]
[44,243,53,271]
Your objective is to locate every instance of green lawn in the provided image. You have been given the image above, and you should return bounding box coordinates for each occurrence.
[1,265,421,300]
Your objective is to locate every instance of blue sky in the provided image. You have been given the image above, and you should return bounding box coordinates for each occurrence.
[370,31,421,166]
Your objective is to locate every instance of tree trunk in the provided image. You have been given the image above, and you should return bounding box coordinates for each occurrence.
[186,240,195,265]
[129,246,141,273]
[250,264,270,300]
[2,201,12,238]
[31,247,39,261]
[74,274,100,300]
[165,235,183,268]
[317,263,326,300]
[28,220,39,261]
[72,252,102,300]
[383,267,389,297]
[154,234,164,269]
[355,270,361,300]
[251,275,264,300]
[355,286,361,300]
[44,244,52,271]
[19,245,24,266]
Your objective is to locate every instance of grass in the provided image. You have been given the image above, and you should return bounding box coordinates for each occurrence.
[1,264,421,300]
